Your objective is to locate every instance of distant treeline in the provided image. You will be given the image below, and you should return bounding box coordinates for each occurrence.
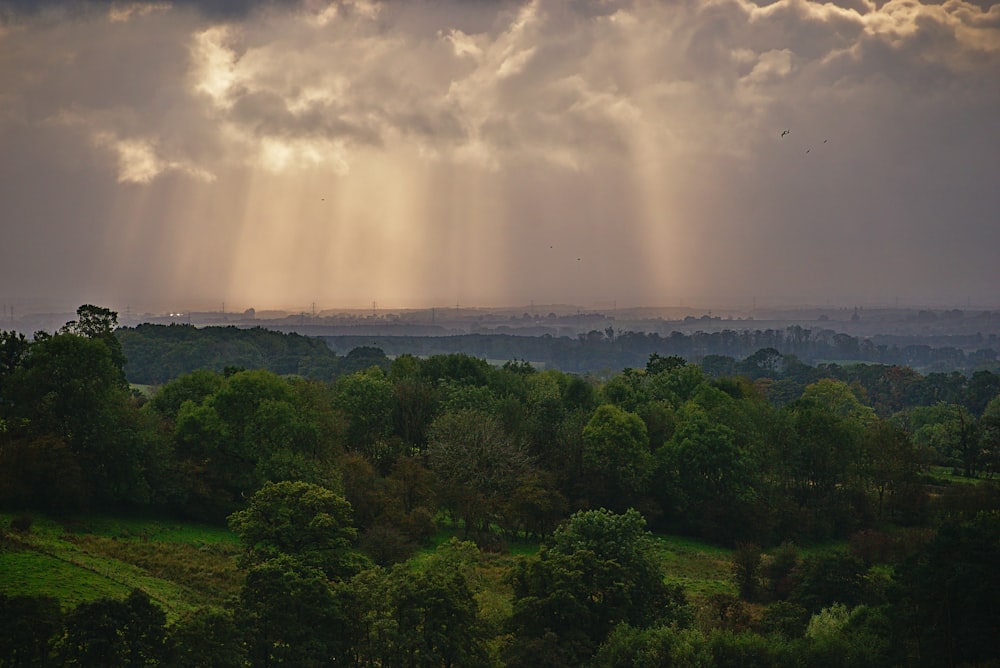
[323,326,999,375]
[119,322,999,388]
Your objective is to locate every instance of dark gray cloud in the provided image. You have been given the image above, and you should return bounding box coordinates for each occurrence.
[1,0,998,311]
[0,0,304,21]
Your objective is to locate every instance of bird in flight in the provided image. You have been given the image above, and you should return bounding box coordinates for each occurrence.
[806,149,810,154]
[781,129,790,138]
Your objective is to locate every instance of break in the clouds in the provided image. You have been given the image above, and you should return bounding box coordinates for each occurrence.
[1,0,998,311]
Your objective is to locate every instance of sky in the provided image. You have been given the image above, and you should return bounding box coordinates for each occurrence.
[1,0,998,313]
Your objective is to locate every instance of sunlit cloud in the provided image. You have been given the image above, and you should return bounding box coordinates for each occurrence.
[44,105,215,183]
[107,136,216,183]
[190,25,239,109]
[107,2,171,23]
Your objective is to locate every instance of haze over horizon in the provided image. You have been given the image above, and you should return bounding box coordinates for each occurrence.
[2,0,999,314]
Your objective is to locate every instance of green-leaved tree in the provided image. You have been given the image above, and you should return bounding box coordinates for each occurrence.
[228,480,368,580]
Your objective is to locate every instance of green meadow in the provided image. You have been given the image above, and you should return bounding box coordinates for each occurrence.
[2,512,740,621]
[0,513,243,621]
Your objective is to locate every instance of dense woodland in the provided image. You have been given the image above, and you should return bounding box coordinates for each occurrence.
[2,305,999,666]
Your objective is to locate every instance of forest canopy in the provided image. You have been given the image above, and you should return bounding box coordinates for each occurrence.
[2,306,999,666]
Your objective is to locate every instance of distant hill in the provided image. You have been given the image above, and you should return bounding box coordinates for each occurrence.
[118,323,344,385]
[118,317,1000,387]
[320,328,1000,376]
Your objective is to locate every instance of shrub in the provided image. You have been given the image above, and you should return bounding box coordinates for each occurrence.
[732,542,762,601]
[9,514,34,533]
[758,600,810,639]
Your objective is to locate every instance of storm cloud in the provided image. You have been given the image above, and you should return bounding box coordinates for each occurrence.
[1,0,998,311]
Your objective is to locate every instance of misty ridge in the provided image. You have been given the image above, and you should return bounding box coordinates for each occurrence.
[95,302,1000,385]
[7,300,998,381]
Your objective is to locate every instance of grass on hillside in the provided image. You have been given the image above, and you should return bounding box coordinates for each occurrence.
[418,523,737,607]
[925,465,995,486]
[59,515,240,545]
[653,534,735,601]
[0,513,242,621]
[130,383,157,398]
[0,550,133,603]
[3,510,744,629]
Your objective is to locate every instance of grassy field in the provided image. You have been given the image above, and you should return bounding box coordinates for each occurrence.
[417,523,736,601]
[130,383,157,397]
[926,465,995,485]
[2,511,740,625]
[653,534,735,600]
[0,512,242,621]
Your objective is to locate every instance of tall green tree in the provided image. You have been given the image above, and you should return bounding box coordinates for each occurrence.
[61,304,127,384]
[0,593,62,667]
[861,420,926,521]
[0,329,29,386]
[507,508,687,667]
[646,353,687,376]
[894,511,1000,666]
[646,363,708,408]
[59,589,167,668]
[774,398,869,539]
[381,560,490,667]
[910,402,981,477]
[523,371,569,462]
[147,370,226,420]
[801,378,876,427]
[964,370,1000,416]
[580,405,652,513]
[419,353,493,388]
[4,331,150,506]
[979,395,1000,479]
[333,367,395,459]
[166,607,246,668]
[170,370,339,518]
[390,374,438,452]
[0,434,89,511]
[655,407,761,543]
[228,480,368,581]
[235,556,352,667]
[427,408,533,539]
[591,624,713,668]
